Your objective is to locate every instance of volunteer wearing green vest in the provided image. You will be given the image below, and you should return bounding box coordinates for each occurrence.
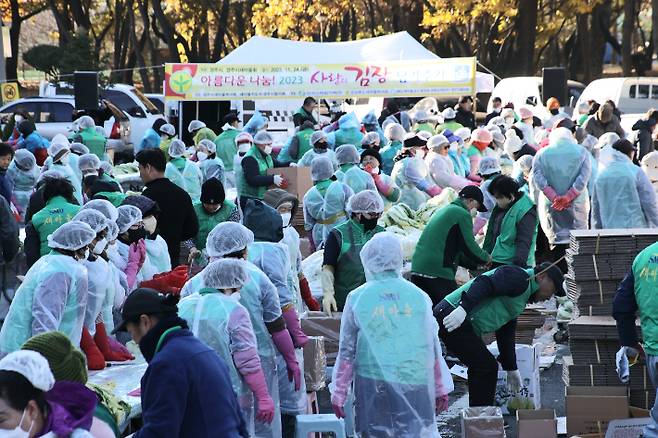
[0,221,96,355]
[158,123,176,160]
[435,263,564,406]
[613,241,658,438]
[482,175,538,268]
[330,232,453,436]
[321,190,385,315]
[70,115,107,160]
[412,110,438,135]
[188,119,217,144]
[214,112,241,172]
[292,97,318,127]
[26,175,81,266]
[411,186,491,307]
[436,108,463,134]
[189,178,239,263]
[285,120,315,163]
[379,122,405,175]
[239,131,287,209]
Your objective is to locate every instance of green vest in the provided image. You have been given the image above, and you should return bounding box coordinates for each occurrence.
[333,219,384,310]
[32,196,81,256]
[483,194,537,267]
[79,127,107,159]
[238,146,273,200]
[160,137,173,160]
[444,268,536,336]
[415,122,436,134]
[294,128,314,161]
[93,191,126,207]
[632,242,658,355]
[214,129,240,171]
[193,200,236,250]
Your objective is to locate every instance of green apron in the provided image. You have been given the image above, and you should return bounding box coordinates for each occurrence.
[238,146,273,200]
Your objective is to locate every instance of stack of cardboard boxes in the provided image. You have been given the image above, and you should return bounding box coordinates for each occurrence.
[562,229,658,436]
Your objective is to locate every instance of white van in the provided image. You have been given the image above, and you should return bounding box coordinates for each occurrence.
[575,77,658,115]
[487,76,586,118]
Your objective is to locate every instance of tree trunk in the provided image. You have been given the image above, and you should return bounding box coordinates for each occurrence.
[516,0,537,75]
[652,0,658,59]
[151,0,181,62]
[589,0,611,80]
[621,0,635,75]
[128,9,151,91]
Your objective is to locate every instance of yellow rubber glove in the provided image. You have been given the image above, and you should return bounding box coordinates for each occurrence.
[320,265,337,317]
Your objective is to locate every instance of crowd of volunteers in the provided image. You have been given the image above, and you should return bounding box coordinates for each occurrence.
[0,92,656,437]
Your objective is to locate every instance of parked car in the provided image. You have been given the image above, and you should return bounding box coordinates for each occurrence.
[575,77,658,115]
[0,96,130,153]
[487,76,586,118]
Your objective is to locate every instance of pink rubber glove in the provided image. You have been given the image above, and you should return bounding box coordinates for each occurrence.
[331,359,353,413]
[426,185,442,197]
[243,370,275,423]
[436,394,449,413]
[473,216,487,235]
[136,240,147,267]
[282,307,309,349]
[542,186,558,202]
[332,403,346,419]
[125,244,142,289]
[552,196,569,211]
[271,329,301,390]
[434,360,449,404]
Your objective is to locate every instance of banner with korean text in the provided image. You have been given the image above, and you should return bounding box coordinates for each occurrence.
[164,58,476,100]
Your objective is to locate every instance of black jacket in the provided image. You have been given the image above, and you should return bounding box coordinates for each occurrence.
[632,119,656,160]
[142,177,198,267]
[0,196,18,263]
[455,108,476,130]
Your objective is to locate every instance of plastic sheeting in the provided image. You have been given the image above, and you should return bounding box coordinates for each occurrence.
[81,257,114,335]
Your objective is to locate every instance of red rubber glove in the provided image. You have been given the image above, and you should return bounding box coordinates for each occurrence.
[280,177,289,189]
[299,277,320,311]
[332,403,345,419]
[94,322,134,361]
[542,186,558,202]
[80,327,105,370]
[552,196,569,211]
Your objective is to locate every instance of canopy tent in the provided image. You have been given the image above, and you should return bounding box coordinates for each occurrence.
[217,32,494,93]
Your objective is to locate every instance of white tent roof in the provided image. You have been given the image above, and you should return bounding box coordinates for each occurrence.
[218,32,494,93]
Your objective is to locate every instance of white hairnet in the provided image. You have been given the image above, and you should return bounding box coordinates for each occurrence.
[454,127,471,142]
[107,220,119,241]
[347,190,384,214]
[534,128,549,145]
[37,169,66,184]
[48,135,70,158]
[361,132,380,146]
[384,123,405,142]
[160,123,176,136]
[202,258,250,290]
[360,232,402,275]
[549,127,574,145]
[253,131,273,145]
[504,129,524,155]
[416,130,432,142]
[427,134,449,150]
[487,116,506,128]
[81,199,118,222]
[206,222,255,258]
[577,102,589,114]
[70,142,89,155]
[335,144,360,165]
[78,153,101,173]
[47,220,96,251]
[517,154,534,173]
[310,130,327,146]
[188,120,206,133]
[581,134,598,153]
[311,156,334,181]
[442,107,456,120]
[642,151,658,181]
[478,156,501,176]
[99,161,113,175]
[197,138,217,154]
[168,139,187,158]
[73,209,108,233]
[116,205,143,234]
[597,132,620,149]
[0,350,54,392]
[235,132,253,145]
[78,115,95,130]
[13,149,36,170]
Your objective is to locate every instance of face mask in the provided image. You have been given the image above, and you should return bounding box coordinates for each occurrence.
[143,216,157,235]
[359,216,379,231]
[280,212,292,227]
[93,238,108,255]
[415,148,427,160]
[493,108,501,114]
[238,143,251,154]
[14,115,23,123]
[0,409,33,438]
[550,108,559,116]
[197,151,208,161]
[316,142,328,150]
[127,226,147,244]
[263,145,273,155]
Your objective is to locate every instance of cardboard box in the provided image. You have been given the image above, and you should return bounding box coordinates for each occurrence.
[517,409,557,438]
[566,386,629,436]
[488,343,541,413]
[301,311,341,366]
[303,336,327,391]
[461,406,505,438]
[266,166,313,200]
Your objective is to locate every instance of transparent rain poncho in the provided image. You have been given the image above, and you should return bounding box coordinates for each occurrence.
[425,150,471,191]
[298,148,338,169]
[362,111,388,147]
[532,133,591,245]
[327,112,365,149]
[165,157,203,202]
[303,179,354,247]
[247,242,293,307]
[0,250,88,355]
[592,148,658,229]
[8,149,39,220]
[243,112,269,137]
[391,157,433,211]
[342,166,376,195]
[50,157,83,205]
[140,235,172,282]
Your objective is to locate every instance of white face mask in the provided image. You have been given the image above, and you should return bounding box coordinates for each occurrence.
[238,143,251,154]
[197,151,208,161]
[280,212,292,227]
[143,216,157,234]
[415,149,427,160]
[228,292,241,302]
[0,409,33,438]
[14,115,23,123]
[263,145,273,155]
[93,238,108,255]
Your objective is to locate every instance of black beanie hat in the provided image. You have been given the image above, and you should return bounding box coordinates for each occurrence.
[200,177,226,204]
[361,148,382,165]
